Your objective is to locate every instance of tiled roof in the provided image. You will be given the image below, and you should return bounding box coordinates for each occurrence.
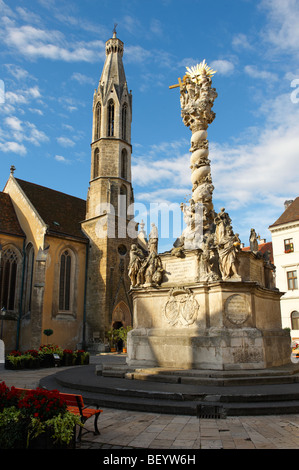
[15,178,87,242]
[0,192,25,237]
[242,241,273,263]
[269,197,299,228]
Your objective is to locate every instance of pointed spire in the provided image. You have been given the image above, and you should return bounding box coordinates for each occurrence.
[100,30,126,101]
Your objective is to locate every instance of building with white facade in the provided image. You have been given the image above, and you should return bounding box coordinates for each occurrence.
[269,198,299,342]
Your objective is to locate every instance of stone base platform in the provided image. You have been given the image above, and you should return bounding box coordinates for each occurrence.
[37,358,299,416]
[98,361,299,387]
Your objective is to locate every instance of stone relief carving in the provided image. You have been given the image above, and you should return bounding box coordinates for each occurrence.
[164,287,199,327]
[224,294,250,325]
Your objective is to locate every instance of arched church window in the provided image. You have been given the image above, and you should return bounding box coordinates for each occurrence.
[95,102,101,140]
[291,311,299,330]
[94,148,99,178]
[59,250,72,311]
[121,149,127,179]
[23,243,34,314]
[0,248,20,312]
[122,104,127,141]
[108,100,115,137]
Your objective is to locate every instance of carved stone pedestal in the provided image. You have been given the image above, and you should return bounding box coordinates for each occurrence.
[127,251,291,371]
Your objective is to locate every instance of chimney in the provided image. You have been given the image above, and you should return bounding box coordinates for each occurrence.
[284,200,293,210]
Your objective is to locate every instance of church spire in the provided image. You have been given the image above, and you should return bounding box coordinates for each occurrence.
[87,31,133,219]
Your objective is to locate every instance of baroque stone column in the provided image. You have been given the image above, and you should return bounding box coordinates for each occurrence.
[170,62,242,280]
[178,61,218,240]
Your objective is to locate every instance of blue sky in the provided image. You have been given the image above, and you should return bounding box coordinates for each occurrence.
[0,0,299,252]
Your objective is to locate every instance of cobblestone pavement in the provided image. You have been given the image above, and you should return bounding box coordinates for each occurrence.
[77,407,299,450]
[1,363,299,450]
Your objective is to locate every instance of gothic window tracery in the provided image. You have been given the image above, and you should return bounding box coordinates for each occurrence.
[121,149,127,179]
[0,247,20,312]
[122,103,127,141]
[59,250,72,311]
[108,100,115,137]
[94,148,99,178]
[95,102,101,140]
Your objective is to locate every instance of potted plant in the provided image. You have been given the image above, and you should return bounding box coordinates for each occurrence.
[61,349,75,366]
[106,328,119,352]
[38,344,63,368]
[118,326,132,353]
[24,350,40,369]
[74,350,90,365]
[5,350,24,370]
[43,328,54,343]
[0,382,81,449]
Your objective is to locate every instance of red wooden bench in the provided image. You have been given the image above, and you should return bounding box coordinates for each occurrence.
[59,392,102,442]
[14,388,102,442]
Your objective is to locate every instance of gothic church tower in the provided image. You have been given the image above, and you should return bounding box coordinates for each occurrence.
[82,31,134,346]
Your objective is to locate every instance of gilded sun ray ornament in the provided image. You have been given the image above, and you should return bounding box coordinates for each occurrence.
[186,60,217,82]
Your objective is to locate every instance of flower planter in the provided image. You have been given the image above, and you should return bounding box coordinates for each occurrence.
[27,428,76,449]
[24,357,41,369]
[83,353,90,365]
[4,358,23,370]
[62,353,74,366]
[40,353,55,368]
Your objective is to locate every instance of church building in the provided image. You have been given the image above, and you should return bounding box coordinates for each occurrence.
[0,31,135,352]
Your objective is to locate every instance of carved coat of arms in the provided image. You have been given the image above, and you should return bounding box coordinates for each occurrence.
[164,287,199,327]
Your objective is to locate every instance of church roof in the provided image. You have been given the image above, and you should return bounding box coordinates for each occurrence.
[269,197,299,228]
[0,192,25,238]
[15,178,87,242]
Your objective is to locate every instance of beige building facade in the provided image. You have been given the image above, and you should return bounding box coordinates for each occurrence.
[269,198,299,343]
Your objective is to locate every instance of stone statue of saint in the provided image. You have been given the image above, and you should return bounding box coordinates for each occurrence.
[148,223,158,255]
[214,208,231,245]
[218,231,241,280]
[128,244,145,287]
[249,228,259,253]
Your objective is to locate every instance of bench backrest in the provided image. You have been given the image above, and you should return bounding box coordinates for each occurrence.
[59,392,84,409]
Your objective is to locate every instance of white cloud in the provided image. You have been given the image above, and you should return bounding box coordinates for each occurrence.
[25,122,49,146]
[232,33,253,50]
[244,65,278,81]
[210,60,235,76]
[5,86,41,106]
[71,72,94,85]
[260,0,299,56]
[1,21,105,62]
[2,116,49,149]
[57,136,75,147]
[0,141,27,155]
[5,116,22,131]
[55,154,70,164]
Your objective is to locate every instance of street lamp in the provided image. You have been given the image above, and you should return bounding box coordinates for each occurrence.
[0,307,6,340]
